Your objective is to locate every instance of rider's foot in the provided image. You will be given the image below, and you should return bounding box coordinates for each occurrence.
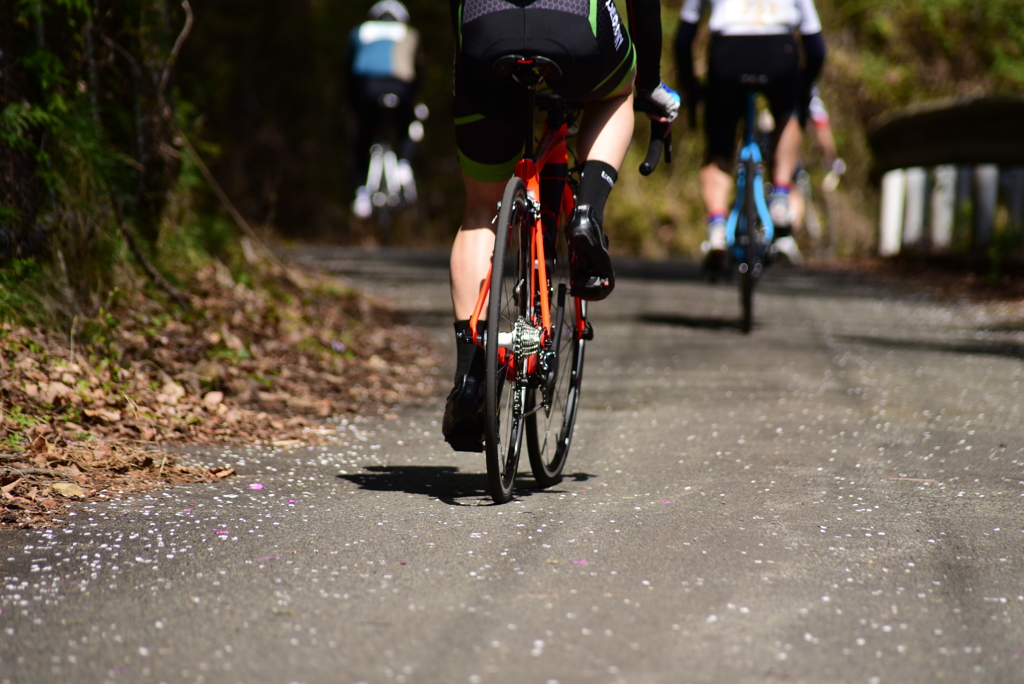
[352,186,372,219]
[769,188,792,230]
[442,374,485,452]
[701,215,728,278]
[566,204,615,300]
[772,235,802,265]
[397,159,416,202]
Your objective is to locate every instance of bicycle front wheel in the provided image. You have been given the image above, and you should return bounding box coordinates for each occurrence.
[485,177,529,504]
[526,229,585,487]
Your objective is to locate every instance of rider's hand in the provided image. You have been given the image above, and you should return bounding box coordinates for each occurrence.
[635,82,680,123]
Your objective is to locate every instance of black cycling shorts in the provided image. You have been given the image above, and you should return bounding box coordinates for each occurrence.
[452,0,636,182]
[704,34,801,168]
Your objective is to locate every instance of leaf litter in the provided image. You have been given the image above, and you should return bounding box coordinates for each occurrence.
[1,262,440,527]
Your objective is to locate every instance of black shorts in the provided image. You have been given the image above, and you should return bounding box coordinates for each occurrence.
[704,34,801,167]
[452,0,636,182]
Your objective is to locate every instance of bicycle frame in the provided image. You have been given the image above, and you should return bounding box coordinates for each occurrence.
[726,91,775,256]
[467,89,582,379]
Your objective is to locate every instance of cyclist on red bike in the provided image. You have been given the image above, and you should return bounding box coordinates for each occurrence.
[347,1,423,218]
[674,0,825,268]
[443,0,679,452]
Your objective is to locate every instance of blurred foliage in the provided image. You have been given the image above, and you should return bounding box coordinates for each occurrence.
[175,0,461,243]
[3,0,1023,313]
[0,0,200,326]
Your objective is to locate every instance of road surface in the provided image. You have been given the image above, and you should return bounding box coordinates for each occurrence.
[3,248,1023,684]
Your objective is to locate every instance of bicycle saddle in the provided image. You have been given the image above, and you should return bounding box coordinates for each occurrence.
[492,55,562,86]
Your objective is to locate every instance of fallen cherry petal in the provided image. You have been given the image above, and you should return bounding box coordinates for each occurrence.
[216,530,229,535]
[288,500,296,505]
[399,562,407,566]
[258,556,281,562]
[572,560,589,565]
[250,484,265,490]
[661,500,675,504]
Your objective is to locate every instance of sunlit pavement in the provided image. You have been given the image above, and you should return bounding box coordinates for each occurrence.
[3,247,1023,684]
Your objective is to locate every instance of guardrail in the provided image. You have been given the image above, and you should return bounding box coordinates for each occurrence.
[869,97,1024,256]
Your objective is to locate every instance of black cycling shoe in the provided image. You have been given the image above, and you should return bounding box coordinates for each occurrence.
[566,204,615,300]
[701,248,729,283]
[442,374,485,453]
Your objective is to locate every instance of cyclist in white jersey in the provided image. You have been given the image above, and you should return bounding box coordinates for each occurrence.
[675,0,825,265]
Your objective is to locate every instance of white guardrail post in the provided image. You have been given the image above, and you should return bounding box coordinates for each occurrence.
[902,167,927,250]
[930,165,956,250]
[879,169,906,257]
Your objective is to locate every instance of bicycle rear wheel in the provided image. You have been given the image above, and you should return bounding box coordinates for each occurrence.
[485,177,529,504]
[526,228,585,487]
[739,160,758,334]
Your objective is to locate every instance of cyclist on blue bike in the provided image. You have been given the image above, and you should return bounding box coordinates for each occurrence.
[443,0,679,452]
[347,0,424,218]
[674,0,826,269]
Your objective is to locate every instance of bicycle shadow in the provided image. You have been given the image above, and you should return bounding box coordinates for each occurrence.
[337,466,596,506]
[637,313,746,332]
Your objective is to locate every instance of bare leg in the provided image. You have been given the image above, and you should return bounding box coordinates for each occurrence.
[700,162,734,216]
[772,117,802,186]
[577,84,635,169]
[450,175,506,320]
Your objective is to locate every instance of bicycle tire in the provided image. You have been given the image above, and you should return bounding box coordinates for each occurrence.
[526,229,586,487]
[739,159,758,334]
[485,177,529,504]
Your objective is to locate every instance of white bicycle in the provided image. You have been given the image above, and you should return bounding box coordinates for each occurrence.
[352,101,428,244]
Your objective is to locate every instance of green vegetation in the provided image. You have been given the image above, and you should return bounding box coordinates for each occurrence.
[2,0,1023,319]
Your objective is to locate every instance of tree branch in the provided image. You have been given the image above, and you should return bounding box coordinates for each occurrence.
[158,1,194,100]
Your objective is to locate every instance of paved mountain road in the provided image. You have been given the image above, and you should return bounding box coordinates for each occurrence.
[2,248,1023,684]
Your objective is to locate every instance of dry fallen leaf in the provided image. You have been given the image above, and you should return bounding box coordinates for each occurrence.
[51,482,86,499]
[202,391,224,408]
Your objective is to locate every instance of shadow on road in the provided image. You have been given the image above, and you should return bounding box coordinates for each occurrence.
[637,313,746,331]
[837,334,1024,360]
[338,466,596,505]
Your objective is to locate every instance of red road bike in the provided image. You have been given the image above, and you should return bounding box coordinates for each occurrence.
[469,57,670,503]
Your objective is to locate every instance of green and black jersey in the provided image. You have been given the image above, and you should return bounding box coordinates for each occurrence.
[450,0,663,182]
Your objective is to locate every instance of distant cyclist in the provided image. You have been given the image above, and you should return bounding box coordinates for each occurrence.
[674,0,826,268]
[347,0,424,218]
[442,0,679,451]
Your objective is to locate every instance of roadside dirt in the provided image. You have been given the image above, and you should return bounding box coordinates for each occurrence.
[1,262,440,528]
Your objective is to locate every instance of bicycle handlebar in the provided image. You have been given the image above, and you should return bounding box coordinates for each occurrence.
[639,120,673,176]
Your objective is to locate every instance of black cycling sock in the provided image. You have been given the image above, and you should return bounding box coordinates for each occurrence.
[453,320,484,381]
[576,161,618,225]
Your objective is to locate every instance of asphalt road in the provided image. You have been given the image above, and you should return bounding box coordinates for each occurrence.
[3,247,1023,684]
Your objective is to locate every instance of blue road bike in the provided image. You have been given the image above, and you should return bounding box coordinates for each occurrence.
[726,89,776,333]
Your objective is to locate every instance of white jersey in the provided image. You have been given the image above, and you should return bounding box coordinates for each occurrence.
[680,0,822,36]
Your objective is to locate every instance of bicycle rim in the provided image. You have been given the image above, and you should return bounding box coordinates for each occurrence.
[485,177,528,504]
[526,231,585,487]
[739,161,758,334]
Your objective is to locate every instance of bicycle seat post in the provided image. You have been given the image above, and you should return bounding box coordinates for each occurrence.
[525,86,536,160]
[744,89,757,147]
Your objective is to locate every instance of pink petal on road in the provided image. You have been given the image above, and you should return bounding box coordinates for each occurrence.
[661,500,675,504]
[250,484,265,490]
[572,560,589,565]
[288,500,296,505]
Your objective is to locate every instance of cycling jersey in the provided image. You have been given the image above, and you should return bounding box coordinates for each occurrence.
[349,20,420,82]
[450,0,662,182]
[680,0,821,36]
